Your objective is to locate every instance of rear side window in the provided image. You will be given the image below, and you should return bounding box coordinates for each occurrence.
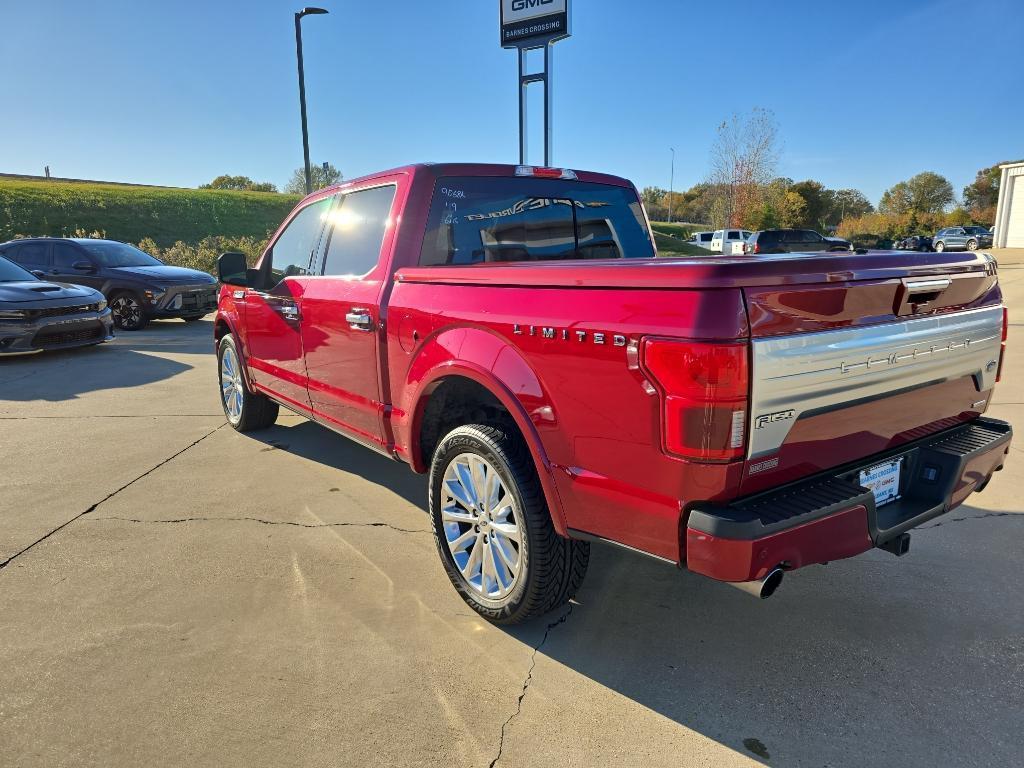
[699,233,713,243]
[728,230,740,239]
[419,177,654,265]
[321,185,396,277]
[12,242,48,266]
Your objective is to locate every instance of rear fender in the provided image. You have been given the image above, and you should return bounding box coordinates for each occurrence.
[400,327,568,535]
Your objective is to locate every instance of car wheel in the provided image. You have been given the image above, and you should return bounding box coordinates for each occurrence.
[966,239,978,251]
[218,334,279,431]
[183,315,206,323]
[429,423,590,625]
[109,292,148,331]
[935,241,945,252]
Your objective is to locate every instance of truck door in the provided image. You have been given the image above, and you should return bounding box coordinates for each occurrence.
[300,183,399,452]
[243,196,331,415]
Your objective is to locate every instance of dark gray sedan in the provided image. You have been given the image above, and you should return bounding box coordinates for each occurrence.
[0,255,114,355]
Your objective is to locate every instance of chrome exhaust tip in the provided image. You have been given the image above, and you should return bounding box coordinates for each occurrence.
[727,567,784,599]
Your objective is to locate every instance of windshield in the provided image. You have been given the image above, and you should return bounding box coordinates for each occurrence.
[79,241,163,268]
[419,177,655,265]
[0,254,37,282]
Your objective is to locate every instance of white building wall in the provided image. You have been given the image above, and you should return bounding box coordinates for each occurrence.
[994,162,1024,248]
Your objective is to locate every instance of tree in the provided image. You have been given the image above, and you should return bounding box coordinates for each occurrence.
[789,180,834,229]
[880,172,954,215]
[831,189,874,224]
[200,175,278,193]
[284,162,343,195]
[963,160,1023,222]
[707,108,780,228]
[778,191,808,228]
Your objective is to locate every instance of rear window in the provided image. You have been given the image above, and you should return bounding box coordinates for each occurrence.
[419,177,654,266]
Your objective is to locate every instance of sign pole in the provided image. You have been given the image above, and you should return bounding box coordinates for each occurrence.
[501,0,571,167]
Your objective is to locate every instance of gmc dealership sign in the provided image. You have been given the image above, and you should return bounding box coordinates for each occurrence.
[500,0,570,48]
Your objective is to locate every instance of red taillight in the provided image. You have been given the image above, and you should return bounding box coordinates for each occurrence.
[998,306,1008,382]
[752,242,761,254]
[641,339,749,461]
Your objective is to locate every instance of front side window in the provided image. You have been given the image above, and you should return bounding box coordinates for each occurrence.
[419,177,654,265]
[728,230,740,239]
[322,185,397,277]
[266,198,331,287]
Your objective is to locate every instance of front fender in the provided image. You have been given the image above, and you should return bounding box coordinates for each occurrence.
[397,326,568,535]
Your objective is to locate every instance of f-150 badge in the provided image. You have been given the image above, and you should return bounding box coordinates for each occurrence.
[754,410,795,429]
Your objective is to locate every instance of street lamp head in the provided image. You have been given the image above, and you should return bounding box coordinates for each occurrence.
[298,7,329,17]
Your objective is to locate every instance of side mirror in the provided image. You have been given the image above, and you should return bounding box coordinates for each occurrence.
[72,260,96,273]
[218,252,248,286]
[31,269,46,279]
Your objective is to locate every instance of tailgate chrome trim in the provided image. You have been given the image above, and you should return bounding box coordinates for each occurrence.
[748,306,1004,458]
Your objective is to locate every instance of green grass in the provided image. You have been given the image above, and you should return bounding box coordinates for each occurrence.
[649,221,708,239]
[0,178,301,246]
[652,232,714,256]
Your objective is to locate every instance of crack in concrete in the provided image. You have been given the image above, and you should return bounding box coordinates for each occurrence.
[87,516,427,535]
[0,423,227,572]
[488,604,574,768]
[918,511,1019,530]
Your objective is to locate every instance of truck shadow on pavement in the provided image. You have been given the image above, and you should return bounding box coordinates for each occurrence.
[0,320,210,403]
[241,420,1022,767]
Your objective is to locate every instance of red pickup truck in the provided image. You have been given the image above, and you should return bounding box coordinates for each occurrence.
[214,163,1012,624]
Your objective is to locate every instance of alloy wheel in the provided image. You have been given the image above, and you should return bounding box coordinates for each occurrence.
[220,346,245,423]
[441,453,525,602]
[110,295,142,329]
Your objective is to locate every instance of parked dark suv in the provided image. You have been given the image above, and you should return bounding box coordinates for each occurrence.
[0,238,217,330]
[744,229,853,254]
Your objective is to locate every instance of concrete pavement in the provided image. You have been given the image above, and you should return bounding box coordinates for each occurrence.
[1,282,1022,767]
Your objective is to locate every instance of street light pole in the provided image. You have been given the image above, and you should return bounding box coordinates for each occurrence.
[294,7,329,196]
[668,148,675,224]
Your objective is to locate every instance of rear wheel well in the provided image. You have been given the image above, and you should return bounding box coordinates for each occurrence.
[418,377,516,468]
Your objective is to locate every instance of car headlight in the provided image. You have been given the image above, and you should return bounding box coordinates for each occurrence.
[0,309,29,320]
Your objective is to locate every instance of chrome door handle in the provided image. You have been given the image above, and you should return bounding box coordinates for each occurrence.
[276,304,300,321]
[345,309,374,331]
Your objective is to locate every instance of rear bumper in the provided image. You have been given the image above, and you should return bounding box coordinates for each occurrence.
[685,417,1012,582]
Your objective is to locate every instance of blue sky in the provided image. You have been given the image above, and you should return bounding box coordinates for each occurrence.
[1,0,1021,204]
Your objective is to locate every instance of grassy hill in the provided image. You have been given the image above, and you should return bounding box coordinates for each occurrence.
[649,221,714,256]
[0,178,301,246]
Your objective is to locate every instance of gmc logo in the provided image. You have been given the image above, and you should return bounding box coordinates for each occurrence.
[512,0,553,10]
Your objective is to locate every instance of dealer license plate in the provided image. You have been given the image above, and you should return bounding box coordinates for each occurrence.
[859,458,903,507]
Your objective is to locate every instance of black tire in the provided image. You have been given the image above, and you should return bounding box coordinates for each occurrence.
[966,239,978,251]
[183,315,206,323]
[429,423,589,625]
[217,334,279,432]
[109,291,148,331]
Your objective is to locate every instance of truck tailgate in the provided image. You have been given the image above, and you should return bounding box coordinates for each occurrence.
[739,264,1003,495]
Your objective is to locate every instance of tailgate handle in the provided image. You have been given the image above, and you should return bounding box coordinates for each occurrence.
[906,278,951,295]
